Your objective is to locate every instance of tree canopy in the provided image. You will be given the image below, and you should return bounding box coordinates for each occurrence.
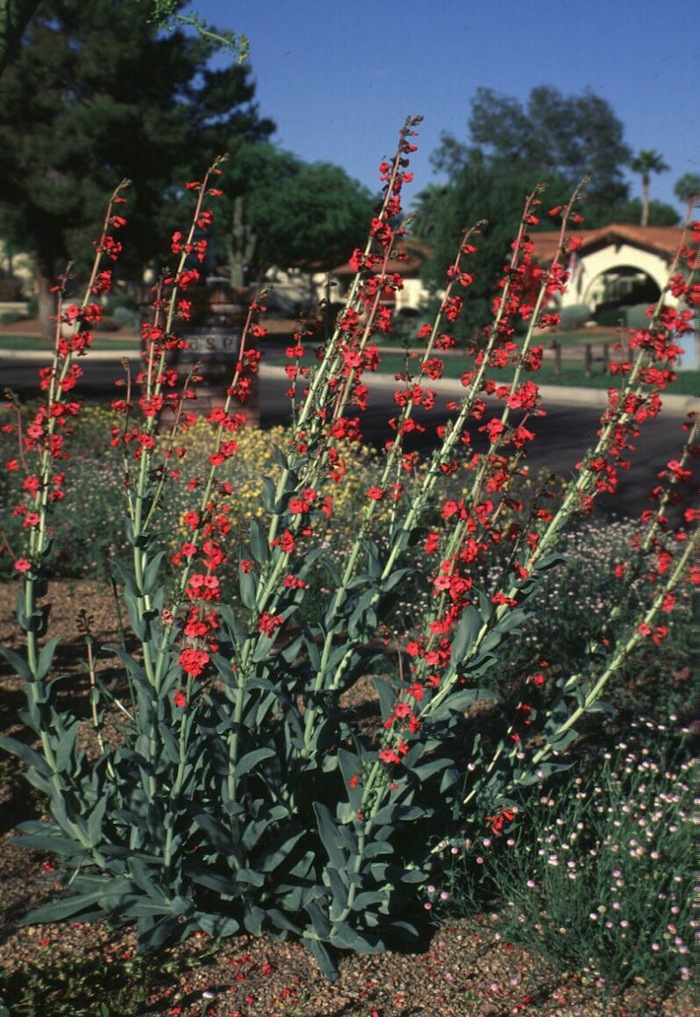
[615,198,679,228]
[0,0,41,74]
[674,173,700,206]
[0,0,374,329]
[415,149,573,330]
[0,0,274,328]
[416,86,641,332]
[628,149,669,227]
[217,143,374,288]
[0,0,249,77]
[434,86,632,221]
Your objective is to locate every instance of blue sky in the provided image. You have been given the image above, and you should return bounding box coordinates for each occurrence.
[195,0,698,217]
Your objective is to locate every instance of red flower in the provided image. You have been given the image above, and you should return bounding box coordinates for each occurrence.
[283,575,306,589]
[259,612,283,636]
[179,648,210,678]
[424,533,439,555]
[173,690,187,708]
[379,748,401,765]
[272,529,296,553]
[442,296,463,321]
[184,618,208,639]
[487,807,515,836]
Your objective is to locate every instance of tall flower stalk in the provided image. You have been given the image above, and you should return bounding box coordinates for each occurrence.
[1,122,697,978]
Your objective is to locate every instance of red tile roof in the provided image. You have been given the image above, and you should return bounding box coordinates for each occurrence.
[329,225,686,278]
[531,224,686,264]
[330,237,431,277]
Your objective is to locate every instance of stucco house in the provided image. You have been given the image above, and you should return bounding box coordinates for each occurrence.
[532,224,686,316]
[325,224,692,325]
[323,237,433,316]
[532,224,697,366]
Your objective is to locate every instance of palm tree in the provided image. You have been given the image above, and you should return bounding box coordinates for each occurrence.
[674,173,700,208]
[629,149,669,227]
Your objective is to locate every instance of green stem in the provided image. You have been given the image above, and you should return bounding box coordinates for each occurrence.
[530,527,698,770]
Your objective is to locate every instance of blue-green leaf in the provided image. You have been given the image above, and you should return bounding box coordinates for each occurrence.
[195,912,240,938]
[35,635,61,680]
[265,908,301,935]
[22,876,133,924]
[313,802,347,869]
[350,890,386,911]
[0,734,50,773]
[239,568,257,609]
[330,921,382,952]
[450,605,482,665]
[236,747,276,777]
[304,901,331,941]
[337,747,362,809]
[190,810,237,857]
[249,519,269,564]
[262,476,276,512]
[0,644,31,682]
[372,677,397,723]
[326,867,348,917]
[305,935,338,979]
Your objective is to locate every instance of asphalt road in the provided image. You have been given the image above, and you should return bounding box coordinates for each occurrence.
[2,355,697,521]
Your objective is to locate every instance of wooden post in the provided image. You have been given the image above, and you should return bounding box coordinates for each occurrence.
[602,342,610,375]
[584,342,593,378]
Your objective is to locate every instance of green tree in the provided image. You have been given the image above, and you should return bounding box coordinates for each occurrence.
[629,149,669,227]
[144,0,249,62]
[415,149,572,332]
[674,172,700,207]
[436,86,632,222]
[0,1,248,75]
[0,0,274,332]
[219,145,373,289]
[0,0,41,73]
[419,87,643,333]
[615,198,679,227]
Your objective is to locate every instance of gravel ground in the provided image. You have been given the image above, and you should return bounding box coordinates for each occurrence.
[0,580,696,1016]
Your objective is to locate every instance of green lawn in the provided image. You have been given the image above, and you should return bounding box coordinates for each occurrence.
[2,331,698,394]
[375,351,700,395]
[0,332,140,352]
[535,328,619,347]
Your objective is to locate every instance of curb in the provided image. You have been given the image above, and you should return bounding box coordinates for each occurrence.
[0,348,138,361]
[3,350,697,417]
[263,365,698,417]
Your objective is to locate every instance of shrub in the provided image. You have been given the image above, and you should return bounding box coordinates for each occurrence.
[470,518,697,724]
[0,276,23,301]
[0,415,390,586]
[0,310,25,325]
[556,303,592,330]
[595,304,627,327]
[0,123,697,980]
[626,301,654,330]
[448,721,696,994]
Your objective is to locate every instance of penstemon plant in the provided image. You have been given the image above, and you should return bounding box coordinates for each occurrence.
[1,117,697,978]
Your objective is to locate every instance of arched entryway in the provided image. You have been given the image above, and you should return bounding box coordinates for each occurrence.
[583,264,662,321]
